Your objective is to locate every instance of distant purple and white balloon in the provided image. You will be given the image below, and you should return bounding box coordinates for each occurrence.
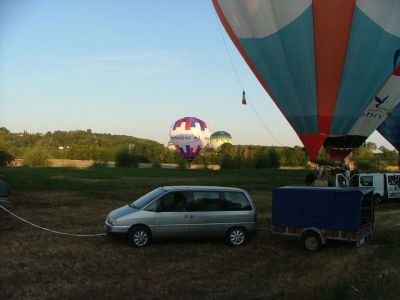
[169,117,211,161]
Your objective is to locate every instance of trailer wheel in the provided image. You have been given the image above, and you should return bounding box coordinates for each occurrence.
[302,231,322,251]
[373,194,382,205]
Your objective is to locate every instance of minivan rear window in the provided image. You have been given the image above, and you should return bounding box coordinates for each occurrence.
[223,192,251,211]
[192,191,222,211]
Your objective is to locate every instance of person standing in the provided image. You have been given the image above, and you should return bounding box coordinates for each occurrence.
[0,174,11,205]
[0,174,13,229]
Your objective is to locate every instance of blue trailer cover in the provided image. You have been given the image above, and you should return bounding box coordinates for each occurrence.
[272,187,374,231]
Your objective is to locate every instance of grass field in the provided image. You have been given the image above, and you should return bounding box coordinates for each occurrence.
[0,167,400,299]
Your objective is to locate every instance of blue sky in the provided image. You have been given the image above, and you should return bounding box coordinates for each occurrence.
[0,0,393,149]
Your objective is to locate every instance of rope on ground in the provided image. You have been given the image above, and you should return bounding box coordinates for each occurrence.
[0,205,106,237]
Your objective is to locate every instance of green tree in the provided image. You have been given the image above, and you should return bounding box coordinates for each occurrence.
[22,146,50,166]
[269,148,280,168]
[377,146,398,166]
[352,145,383,171]
[255,148,280,168]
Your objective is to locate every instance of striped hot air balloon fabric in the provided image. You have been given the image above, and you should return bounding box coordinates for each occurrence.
[169,117,211,161]
[213,0,400,160]
[377,103,400,152]
[210,131,233,149]
[324,63,400,160]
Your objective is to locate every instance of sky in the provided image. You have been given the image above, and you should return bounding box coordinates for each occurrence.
[0,0,394,150]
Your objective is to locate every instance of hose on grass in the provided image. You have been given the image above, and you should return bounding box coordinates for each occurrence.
[0,205,106,237]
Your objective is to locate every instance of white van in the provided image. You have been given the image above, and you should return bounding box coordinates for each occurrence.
[336,173,400,204]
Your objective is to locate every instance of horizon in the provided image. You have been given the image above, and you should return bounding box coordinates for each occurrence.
[1,127,397,153]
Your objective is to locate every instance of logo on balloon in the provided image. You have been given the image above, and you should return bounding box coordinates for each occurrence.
[375,95,389,109]
[171,134,200,144]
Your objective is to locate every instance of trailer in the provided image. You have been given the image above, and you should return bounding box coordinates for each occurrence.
[270,186,374,251]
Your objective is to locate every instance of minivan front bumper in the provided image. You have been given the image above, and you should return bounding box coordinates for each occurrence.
[104,223,130,234]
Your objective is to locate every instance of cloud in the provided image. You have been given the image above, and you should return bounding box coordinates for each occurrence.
[70,50,200,76]
[83,51,171,63]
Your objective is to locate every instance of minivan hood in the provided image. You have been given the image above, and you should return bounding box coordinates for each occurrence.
[110,205,138,219]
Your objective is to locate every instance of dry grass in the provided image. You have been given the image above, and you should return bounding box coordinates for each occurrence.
[0,167,399,299]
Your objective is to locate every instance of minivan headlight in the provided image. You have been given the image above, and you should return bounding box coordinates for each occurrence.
[107,215,118,225]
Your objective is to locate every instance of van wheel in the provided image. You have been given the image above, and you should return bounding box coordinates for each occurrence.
[128,226,151,247]
[373,194,382,205]
[302,231,322,251]
[226,227,247,247]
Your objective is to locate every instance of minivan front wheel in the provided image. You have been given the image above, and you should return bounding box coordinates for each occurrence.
[128,226,151,247]
[226,227,247,247]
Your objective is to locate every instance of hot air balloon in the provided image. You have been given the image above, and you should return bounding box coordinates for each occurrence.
[210,131,233,149]
[324,63,400,160]
[169,117,211,161]
[377,103,400,152]
[213,0,400,161]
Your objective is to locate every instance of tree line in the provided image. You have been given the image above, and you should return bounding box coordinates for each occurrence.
[0,127,398,170]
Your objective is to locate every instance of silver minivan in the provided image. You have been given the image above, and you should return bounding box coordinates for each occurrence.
[105,186,257,247]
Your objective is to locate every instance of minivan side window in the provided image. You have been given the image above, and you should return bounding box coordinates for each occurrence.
[157,192,187,212]
[192,191,222,211]
[223,192,251,211]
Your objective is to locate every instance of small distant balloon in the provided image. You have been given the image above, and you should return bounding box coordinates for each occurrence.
[169,117,211,161]
[210,131,233,149]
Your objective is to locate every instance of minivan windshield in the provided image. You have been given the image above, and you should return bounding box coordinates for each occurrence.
[129,187,165,209]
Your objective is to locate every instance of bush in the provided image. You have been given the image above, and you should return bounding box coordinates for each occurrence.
[23,146,50,166]
[177,156,187,169]
[221,155,235,169]
[115,149,139,167]
[139,155,150,163]
[152,160,161,168]
[0,150,14,166]
[91,161,108,168]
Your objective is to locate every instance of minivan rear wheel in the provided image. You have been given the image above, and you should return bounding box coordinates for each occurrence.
[128,226,151,247]
[226,227,247,247]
